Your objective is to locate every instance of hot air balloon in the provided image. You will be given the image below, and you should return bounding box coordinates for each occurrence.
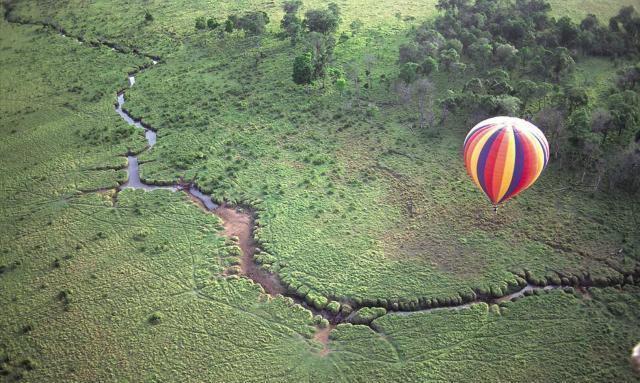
[463,116,549,210]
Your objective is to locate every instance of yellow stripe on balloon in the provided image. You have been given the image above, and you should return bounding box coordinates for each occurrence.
[529,131,545,181]
[496,126,515,202]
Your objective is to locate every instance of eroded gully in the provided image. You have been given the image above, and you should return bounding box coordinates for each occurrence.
[6,11,637,357]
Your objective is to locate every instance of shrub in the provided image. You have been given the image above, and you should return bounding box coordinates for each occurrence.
[326,301,340,314]
[195,17,206,30]
[207,18,219,29]
[148,312,163,324]
[19,358,36,371]
[307,292,328,310]
[350,307,387,324]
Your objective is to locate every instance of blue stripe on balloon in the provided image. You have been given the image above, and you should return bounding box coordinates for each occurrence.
[476,129,502,199]
[499,130,524,203]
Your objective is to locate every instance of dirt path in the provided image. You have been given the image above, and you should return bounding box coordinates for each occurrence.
[214,206,286,296]
[313,324,336,356]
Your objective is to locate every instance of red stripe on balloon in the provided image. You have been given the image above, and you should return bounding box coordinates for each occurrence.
[511,132,537,198]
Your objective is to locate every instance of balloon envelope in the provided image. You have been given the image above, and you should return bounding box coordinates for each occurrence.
[463,116,549,205]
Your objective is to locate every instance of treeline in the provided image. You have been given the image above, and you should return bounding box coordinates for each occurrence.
[397,1,640,193]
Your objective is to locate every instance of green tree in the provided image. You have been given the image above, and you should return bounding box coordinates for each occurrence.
[224,18,234,33]
[495,43,518,69]
[195,17,206,30]
[548,47,575,82]
[237,12,270,35]
[399,62,420,84]
[468,39,492,69]
[281,0,303,44]
[304,4,340,34]
[207,18,219,30]
[420,57,438,76]
[292,52,313,85]
[608,90,640,137]
[439,48,460,72]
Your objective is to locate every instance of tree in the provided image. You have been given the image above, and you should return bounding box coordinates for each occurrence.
[281,0,303,44]
[292,52,313,85]
[363,54,376,90]
[515,79,537,109]
[399,62,420,84]
[590,108,614,143]
[438,90,458,125]
[350,19,364,36]
[236,11,270,35]
[224,18,234,33]
[464,78,484,94]
[495,43,518,69]
[608,90,640,137]
[344,61,361,105]
[420,57,438,76]
[306,32,335,87]
[304,4,340,34]
[144,10,154,22]
[556,16,579,48]
[492,95,522,115]
[195,17,206,30]
[563,85,589,113]
[207,18,219,29]
[616,63,640,91]
[534,107,565,160]
[548,47,575,82]
[608,147,640,194]
[444,38,463,54]
[439,48,460,72]
[412,78,436,129]
[398,42,422,64]
[335,77,347,95]
[283,0,303,14]
[468,39,492,68]
[415,28,445,56]
[580,14,599,31]
[436,0,471,16]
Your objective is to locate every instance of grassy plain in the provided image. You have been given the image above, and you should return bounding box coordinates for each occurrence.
[1,0,639,381]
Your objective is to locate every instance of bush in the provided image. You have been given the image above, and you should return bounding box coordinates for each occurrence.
[350,307,387,324]
[148,312,163,324]
[326,301,340,314]
[207,18,219,30]
[195,17,206,30]
[19,358,36,371]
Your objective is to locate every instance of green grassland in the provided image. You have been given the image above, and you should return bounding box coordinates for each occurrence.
[2,0,640,381]
[12,0,637,303]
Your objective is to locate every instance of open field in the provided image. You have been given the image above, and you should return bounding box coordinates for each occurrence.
[1,0,639,381]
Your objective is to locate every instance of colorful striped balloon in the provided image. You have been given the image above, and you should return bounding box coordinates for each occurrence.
[463,116,549,206]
